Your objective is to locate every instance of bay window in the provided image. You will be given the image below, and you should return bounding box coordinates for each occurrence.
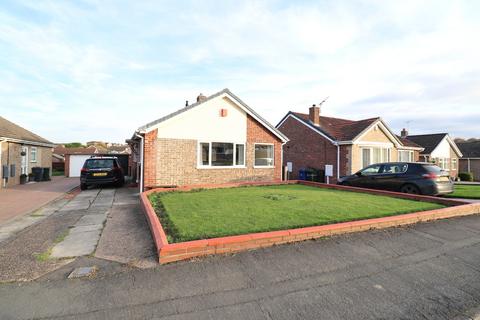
[254,144,274,167]
[361,147,390,168]
[198,142,245,167]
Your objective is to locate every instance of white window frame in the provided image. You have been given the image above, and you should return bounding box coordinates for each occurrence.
[253,143,275,168]
[197,141,246,169]
[451,158,457,171]
[360,147,391,168]
[30,147,37,163]
[398,150,414,162]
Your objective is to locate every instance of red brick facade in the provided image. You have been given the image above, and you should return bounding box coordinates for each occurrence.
[278,116,347,183]
[142,116,283,188]
[144,129,158,188]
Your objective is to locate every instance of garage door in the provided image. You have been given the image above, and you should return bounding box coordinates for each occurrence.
[69,155,92,177]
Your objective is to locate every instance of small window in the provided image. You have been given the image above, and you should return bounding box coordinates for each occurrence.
[200,143,209,166]
[235,144,245,166]
[30,147,37,162]
[451,158,457,170]
[360,164,382,176]
[254,144,274,167]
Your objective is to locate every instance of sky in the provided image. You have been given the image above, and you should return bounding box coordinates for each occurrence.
[0,0,479,144]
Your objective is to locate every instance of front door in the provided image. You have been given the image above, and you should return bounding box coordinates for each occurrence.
[21,146,28,175]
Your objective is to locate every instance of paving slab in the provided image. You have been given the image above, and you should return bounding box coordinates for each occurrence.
[74,214,106,226]
[51,230,102,258]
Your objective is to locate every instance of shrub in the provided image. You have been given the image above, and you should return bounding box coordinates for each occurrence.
[458,172,474,182]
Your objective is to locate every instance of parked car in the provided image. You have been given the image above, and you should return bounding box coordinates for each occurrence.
[80,156,124,190]
[337,162,453,196]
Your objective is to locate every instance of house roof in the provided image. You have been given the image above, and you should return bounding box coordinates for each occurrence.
[406,133,449,154]
[136,88,288,142]
[457,141,480,158]
[0,116,53,146]
[396,136,423,148]
[54,146,98,156]
[287,112,380,141]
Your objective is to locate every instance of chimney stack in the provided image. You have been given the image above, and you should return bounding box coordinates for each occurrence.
[197,93,207,103]
[309,104,320,126]
[401,128,408,138]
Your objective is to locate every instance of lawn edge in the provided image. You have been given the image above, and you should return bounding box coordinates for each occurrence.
[140,180,478,264]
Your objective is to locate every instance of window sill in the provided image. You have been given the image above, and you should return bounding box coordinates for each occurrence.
[197,166,246,169]
[253,166,275,169]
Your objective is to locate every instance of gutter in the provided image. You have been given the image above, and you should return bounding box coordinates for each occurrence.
[134,132,145,192]
[0,137,55,148]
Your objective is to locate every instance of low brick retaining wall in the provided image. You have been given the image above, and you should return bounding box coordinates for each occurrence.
[140,180,479,264]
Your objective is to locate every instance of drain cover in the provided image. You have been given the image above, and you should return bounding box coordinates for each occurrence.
[68,266,97,279]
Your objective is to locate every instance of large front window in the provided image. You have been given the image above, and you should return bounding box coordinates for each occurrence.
[398,150,414,162]
[199,142,245,167]
[361,147,390,168]
[254,144,274,167]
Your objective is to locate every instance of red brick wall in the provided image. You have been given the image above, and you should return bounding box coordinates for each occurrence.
[247,116,283,180]
[144,129,158,189]
[278,116,344,183]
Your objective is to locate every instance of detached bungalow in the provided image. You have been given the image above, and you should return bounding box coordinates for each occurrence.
[276,105,423,183]
[403,132,462,179]
[128,89,288,190]
[1,116,54,187]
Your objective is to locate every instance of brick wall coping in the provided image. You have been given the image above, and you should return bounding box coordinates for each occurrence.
[140,180,477,264]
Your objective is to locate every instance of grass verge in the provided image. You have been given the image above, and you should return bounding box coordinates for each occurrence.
[149,184,445,243]
[444,185,480,199]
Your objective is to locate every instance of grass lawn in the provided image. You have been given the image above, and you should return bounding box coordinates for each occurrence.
[444,185,480,199]
[149,184,445,243]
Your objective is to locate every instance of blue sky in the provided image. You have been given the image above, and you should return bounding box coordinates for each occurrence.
[0,0,479,143]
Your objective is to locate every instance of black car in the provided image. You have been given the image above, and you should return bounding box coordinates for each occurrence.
[337,162,453,196]
[80,156,125,190]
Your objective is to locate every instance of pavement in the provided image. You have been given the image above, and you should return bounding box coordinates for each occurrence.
[2,212,480,319]
[0,176,79,225]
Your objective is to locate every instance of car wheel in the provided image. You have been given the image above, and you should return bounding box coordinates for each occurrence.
[400,184,420,195]
[80,183,87,191]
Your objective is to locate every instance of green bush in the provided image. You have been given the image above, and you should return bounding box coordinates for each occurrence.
[458,172,474,182]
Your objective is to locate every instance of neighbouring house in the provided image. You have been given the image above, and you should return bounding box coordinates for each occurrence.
[457,140,480,181]
[276,105,424,183]
[128,88,288,190]
[403,131,463,179]
[0,116,54,188]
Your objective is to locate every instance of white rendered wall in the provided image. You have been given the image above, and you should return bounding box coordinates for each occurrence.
[430,137,451,158]
[151,96,247,142]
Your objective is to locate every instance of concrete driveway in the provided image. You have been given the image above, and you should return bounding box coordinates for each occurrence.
[2,213,480,319]
[0,176,79,225]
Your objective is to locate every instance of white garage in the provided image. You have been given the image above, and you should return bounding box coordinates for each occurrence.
[67,155,92,177]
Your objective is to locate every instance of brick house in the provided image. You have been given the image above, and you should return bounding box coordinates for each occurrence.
[457,140,480,181]
[404,132,462,179]
[128,89,288,190]
[0,116,54,188]
[276,105,423,183]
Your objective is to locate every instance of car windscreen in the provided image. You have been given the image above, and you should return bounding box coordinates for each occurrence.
[84,159,114,169]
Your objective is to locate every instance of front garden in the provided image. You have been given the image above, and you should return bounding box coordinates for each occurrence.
[149,184,445,243]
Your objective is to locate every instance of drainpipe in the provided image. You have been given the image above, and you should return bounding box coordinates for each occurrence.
[134,132,144,193]
[336,143,340,181]
[0,138,5,188]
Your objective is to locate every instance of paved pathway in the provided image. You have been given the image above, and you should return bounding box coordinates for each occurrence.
[50,189,112,258]
[2,214,480,319]
[0,177,79,225]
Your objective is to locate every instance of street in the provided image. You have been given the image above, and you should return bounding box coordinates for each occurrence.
[1,210,480,319]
